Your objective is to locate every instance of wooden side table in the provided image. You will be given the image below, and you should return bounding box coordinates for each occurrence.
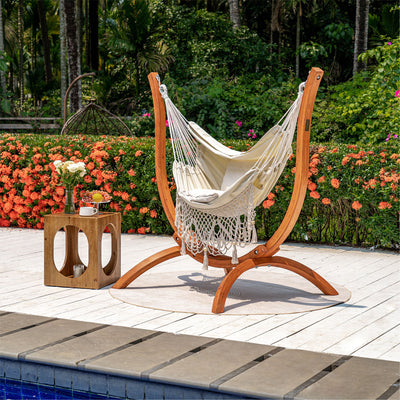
[44,212,121,289]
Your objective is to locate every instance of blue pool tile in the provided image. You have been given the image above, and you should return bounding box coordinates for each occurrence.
[54,367,72,389]
[144,381,164,400]
[21,362,38,383]
[182,387,203,399]
[164,384,184,399]
[89,373,107,395]
[4,359,20,380]
[107,375,126,398]
[37,364,55,386]
[126,379,145,400]
[72,370,90,393]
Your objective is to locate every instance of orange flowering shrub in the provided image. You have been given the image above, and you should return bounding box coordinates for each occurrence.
[0,134,172,235]
[259,142,399,249]
[0,134,398,249]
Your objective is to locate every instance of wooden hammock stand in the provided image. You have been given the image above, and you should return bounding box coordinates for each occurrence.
[113,67,338,313]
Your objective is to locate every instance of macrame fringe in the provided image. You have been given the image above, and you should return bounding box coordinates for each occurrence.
[180,237,186,255]
[231,243,238,264]
[202,247,208,270]
[250,220,257,244]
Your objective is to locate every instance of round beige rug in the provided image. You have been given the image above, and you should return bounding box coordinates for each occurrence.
[109,269,351,315]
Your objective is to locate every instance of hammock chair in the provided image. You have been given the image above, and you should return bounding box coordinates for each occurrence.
[113,67,338,313]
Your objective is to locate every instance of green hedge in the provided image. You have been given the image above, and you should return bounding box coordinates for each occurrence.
[0,133,398,249]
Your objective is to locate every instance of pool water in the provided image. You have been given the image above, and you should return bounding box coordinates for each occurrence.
[0,378,121,399]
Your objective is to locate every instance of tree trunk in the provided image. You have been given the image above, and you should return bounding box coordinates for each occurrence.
[228,0,240,29]
[76,0,82,109]
[60,0,67,119]
[88,0,99,70]
[353,0,370,75]
[65,0,81,113]
[295,4,301,78]
[37,0,53,83]
[270,0,281,51]
[18,0,24,106]
[0,0,6,96]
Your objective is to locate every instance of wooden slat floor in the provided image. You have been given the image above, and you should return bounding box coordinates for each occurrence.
[0,227,399,363]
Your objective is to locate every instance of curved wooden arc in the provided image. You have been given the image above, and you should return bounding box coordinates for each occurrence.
[112,246,181,289]
[263,67,324,257]
[148,73,177,231]
[212,254,338,314]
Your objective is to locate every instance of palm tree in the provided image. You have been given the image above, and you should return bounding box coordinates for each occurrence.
[37,0,53,83]
[87,0,99,70]
[0,0,6,96]
[18,0,24,106]
[60,0,67,118]
[107,0,173,97]
[64,0,81,113]
[228,0,240,28]
[353,0,370,75]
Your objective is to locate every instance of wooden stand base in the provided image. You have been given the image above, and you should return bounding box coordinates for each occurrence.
[44,212,121,289]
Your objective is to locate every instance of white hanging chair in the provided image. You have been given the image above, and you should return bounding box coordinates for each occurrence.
[158,77,304,266]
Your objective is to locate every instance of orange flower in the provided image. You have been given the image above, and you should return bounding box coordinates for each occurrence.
[317,176,326,183]
[55,186,64,196]
[137,227,146,234]
[352,201,362,211]
[322,198,331,205]
[331,178,340,189]
[84,175,92,183]
[121,192,129,201]
[135,150,143,157]
[128,169,136,177]
[330,147,338,153]
[139,207,148,214]
[150,210,157,218]
[310,191,320,199]
[3,202,12,214]
[267,192,275,200]
[342,156,350,166]
[262,199,275,209]
[378,202,392,210]
[308,181,317,191]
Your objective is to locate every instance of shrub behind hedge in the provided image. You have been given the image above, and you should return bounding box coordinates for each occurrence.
[0,134,398,249]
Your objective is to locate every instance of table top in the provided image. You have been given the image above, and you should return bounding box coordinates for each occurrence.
[44,212,120,220]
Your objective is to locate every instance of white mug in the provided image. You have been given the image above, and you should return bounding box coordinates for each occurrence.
[79,206,98,216]
[73,264,85,278]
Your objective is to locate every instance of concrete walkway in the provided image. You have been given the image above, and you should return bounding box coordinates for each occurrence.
[0,227,399,362]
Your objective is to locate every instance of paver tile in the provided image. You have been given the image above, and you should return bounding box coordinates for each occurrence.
[86,332,212,377]
[219,349,341,398]
[0,313,52,335]
[150,340,275,389]
[295,357,400,400]
[25,326,154,367]
[0,319,101,358]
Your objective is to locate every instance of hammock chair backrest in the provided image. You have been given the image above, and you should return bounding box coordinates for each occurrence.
[160,79,304,210]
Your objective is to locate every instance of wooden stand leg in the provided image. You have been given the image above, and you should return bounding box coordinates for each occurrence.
[212,256,338,314]
[112,246,182,289]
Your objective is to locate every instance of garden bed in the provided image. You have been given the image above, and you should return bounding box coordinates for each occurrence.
[0,133,398,250]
